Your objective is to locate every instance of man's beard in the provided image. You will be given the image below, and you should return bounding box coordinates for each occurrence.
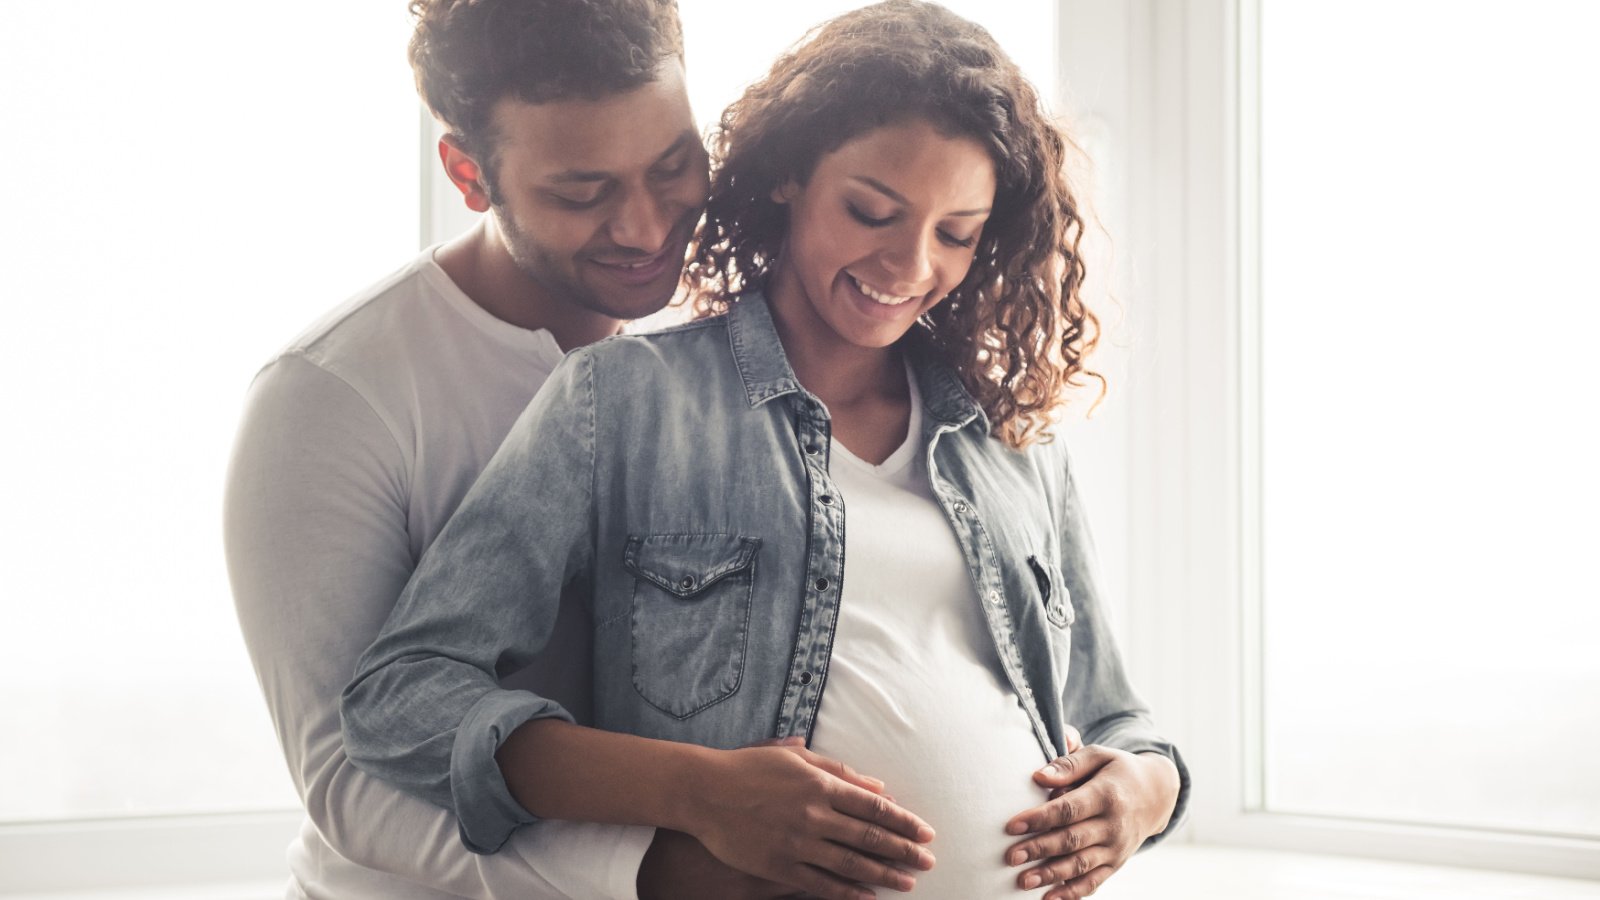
[493,204,696,321]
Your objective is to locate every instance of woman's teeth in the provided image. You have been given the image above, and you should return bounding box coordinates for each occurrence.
[851,275,914,306]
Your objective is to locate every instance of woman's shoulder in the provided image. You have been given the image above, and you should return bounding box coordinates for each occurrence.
[559,311,744,409]
[571,312,731,370]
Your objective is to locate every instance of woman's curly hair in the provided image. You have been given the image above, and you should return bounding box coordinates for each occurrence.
[685,0,1100,449]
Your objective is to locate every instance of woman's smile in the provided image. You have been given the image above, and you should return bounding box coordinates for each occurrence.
[768,118,997,354]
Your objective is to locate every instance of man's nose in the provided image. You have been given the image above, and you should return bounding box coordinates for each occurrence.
[608,186,673,254]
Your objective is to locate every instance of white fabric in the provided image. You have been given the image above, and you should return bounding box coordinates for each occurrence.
[808,372,1052,899]
[224,248,653,900]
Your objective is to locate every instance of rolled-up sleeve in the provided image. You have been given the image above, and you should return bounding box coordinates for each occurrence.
[1053,444,1192,847]
[342,349,600,854]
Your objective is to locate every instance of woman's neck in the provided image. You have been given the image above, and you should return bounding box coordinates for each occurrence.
[764,275,906,412]
[764,270,914,465]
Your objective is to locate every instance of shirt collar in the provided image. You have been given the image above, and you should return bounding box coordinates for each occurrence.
[725,292,988,432]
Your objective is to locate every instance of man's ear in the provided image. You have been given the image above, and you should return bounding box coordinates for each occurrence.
[770,178,799,205]
[439,134,493,213]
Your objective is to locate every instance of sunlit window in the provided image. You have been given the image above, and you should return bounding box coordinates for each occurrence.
[0,2,418,821]
[681,0,1055,133]
[1258,0,1600,838]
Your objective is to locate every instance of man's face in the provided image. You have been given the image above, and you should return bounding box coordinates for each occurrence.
[485,60,708,320]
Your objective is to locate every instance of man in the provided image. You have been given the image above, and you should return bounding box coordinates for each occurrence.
[225,1,773,896]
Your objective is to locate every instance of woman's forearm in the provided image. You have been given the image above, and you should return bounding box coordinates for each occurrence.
[495,717,714,832]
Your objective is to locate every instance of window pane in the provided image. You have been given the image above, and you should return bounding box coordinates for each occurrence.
[680,1,1056,140]
[1259,0,1600,837]
[0,3,418,820]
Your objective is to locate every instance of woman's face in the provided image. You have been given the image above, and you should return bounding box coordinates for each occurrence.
[769,119,997,352]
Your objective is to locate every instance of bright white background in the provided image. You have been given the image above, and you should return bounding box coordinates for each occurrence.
[3,0,1598,895]
[1257,0,1600,839]
[0,2,418,823]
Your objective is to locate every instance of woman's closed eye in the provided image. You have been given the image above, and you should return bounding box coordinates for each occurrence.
[846,203,979,248]
[846,203,894,227]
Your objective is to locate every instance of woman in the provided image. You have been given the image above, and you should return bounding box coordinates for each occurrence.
[342,3,1188,898]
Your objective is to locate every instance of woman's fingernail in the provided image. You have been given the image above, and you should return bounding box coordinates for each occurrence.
[1039,763,1061,777]
[1022,872,1042,889]
[1009,848,1028,865]
[1007,820,1029,835]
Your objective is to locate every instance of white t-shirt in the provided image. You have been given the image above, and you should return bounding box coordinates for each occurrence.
[224,249,653,900]
[808,374,1052,899]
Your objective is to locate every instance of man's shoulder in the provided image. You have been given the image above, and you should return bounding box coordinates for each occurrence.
[267,253,444,374]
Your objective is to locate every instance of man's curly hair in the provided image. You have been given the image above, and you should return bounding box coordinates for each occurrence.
[408,0,683,195]
[685,0,1101,449]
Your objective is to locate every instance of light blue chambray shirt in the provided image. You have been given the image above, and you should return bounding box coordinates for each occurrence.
[341,293,1191,855]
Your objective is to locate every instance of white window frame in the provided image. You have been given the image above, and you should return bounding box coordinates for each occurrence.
[0,107,440,900]
[1087,0,1600,880]
[0,813,299,894]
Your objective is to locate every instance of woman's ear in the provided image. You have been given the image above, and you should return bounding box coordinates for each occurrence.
[770,179,799,205]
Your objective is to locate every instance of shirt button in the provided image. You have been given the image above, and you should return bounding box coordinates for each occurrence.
[679,576,697,590]
[804,443,820,455]
[814,577,830,591]
[953,501,970,514]
[799,671,813,685]
[819,494,835,506]
[988,590,1004,606]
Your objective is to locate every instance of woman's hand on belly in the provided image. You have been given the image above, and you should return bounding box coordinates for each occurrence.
[679,740,938,900]
[1000,738,1181,900]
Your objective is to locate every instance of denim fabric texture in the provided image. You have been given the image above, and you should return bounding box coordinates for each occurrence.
[341,293,1191,854]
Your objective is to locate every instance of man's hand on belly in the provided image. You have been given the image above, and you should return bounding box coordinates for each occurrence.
[999,731,1180,899]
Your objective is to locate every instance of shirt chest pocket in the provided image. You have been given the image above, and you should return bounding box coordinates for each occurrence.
[624,533,760,719]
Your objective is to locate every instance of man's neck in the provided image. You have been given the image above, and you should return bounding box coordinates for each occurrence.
[434,218,623,352]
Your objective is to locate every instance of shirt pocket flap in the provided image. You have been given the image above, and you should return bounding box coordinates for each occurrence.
[624,533,761,599]
[1027,554,1076,628]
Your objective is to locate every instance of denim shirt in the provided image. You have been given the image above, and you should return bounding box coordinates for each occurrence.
[341,293,1190,855]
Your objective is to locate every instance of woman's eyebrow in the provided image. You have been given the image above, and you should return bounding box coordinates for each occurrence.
[848,175,991,216]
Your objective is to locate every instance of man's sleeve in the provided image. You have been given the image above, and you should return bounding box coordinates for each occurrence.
[340,348,611,856]
[1051,443,1192,847]
[225,352,651,899]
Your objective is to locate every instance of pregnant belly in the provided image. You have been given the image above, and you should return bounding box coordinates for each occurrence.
[808,653,1053,899]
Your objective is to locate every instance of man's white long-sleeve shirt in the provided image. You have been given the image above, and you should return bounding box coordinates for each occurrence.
[223,248,653,900]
